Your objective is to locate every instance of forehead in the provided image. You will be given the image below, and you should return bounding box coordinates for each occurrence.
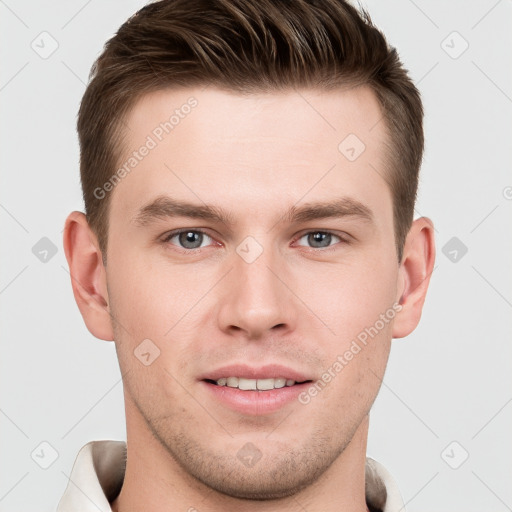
[110,85,392,228]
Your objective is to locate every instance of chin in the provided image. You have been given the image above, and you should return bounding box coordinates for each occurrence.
[191,464,321,501]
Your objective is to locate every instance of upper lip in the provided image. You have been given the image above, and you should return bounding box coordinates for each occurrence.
[198,364,313,382]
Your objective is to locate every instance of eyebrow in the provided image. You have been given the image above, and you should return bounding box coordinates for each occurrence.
[133,196,235,226]
[286,198,373,224]
[132,195,374,227]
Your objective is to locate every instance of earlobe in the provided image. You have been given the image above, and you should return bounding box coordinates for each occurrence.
[392,217,436,339]
[63,211,114,341]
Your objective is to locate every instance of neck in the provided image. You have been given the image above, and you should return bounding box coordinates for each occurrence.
[112,395,370,512]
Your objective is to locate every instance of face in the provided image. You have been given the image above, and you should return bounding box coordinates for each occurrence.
[105,86,401,498]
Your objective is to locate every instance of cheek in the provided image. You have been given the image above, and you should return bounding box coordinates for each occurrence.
[106,249,220,381]
[292,254,397,403]
[294,254,398,342]
[107,252,181,336]
[107,257,195,408]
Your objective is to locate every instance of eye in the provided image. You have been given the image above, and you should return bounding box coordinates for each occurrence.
[295,231,344,249]
[163,229,214,250]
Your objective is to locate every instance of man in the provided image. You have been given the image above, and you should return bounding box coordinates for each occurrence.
[58,0,435,510]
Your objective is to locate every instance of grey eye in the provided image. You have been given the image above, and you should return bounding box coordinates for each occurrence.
[297,231,341,248]
[168,230,212,249]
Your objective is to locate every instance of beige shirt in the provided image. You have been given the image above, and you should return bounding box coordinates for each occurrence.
[56,440,405,512]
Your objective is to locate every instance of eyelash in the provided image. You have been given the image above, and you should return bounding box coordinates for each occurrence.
[161,228,350,252]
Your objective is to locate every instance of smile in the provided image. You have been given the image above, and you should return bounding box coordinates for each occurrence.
[207,377,309,390]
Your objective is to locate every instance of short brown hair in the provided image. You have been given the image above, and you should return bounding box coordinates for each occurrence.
[78,0,423,263]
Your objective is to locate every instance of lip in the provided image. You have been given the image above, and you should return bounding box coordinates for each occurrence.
[198,364,314,416]
[201,380,312,415]
[197,364,312,382]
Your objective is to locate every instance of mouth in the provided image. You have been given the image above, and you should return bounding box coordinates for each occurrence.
[199,364,314,415]
[204,377,312,390]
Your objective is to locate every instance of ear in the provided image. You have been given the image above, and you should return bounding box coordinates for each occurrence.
[392,217,436,339]
[63,211,114,341]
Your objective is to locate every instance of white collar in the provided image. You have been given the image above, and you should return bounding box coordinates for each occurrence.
[57,440,405,512]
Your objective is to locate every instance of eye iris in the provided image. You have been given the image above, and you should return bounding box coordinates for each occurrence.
[179,231,202,249]
[308,232,331,248]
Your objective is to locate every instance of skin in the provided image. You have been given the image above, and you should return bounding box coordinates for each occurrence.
[64,85,435,512]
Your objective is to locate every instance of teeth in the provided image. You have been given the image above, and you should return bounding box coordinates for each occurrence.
[239,378,257,390]
[226,377,239,388]
[216,377,296,390]
[274,378,286,389]
[257,378,274,390]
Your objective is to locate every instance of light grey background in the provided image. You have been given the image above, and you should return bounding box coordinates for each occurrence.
[1,1,511,511]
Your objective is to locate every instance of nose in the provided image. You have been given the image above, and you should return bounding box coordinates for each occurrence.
[216,242,296,340]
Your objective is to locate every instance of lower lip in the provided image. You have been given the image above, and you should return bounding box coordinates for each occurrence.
[201,381,311,415]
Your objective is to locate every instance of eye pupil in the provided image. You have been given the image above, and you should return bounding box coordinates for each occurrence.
[308,232,331,248]
[179,231,203,249]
